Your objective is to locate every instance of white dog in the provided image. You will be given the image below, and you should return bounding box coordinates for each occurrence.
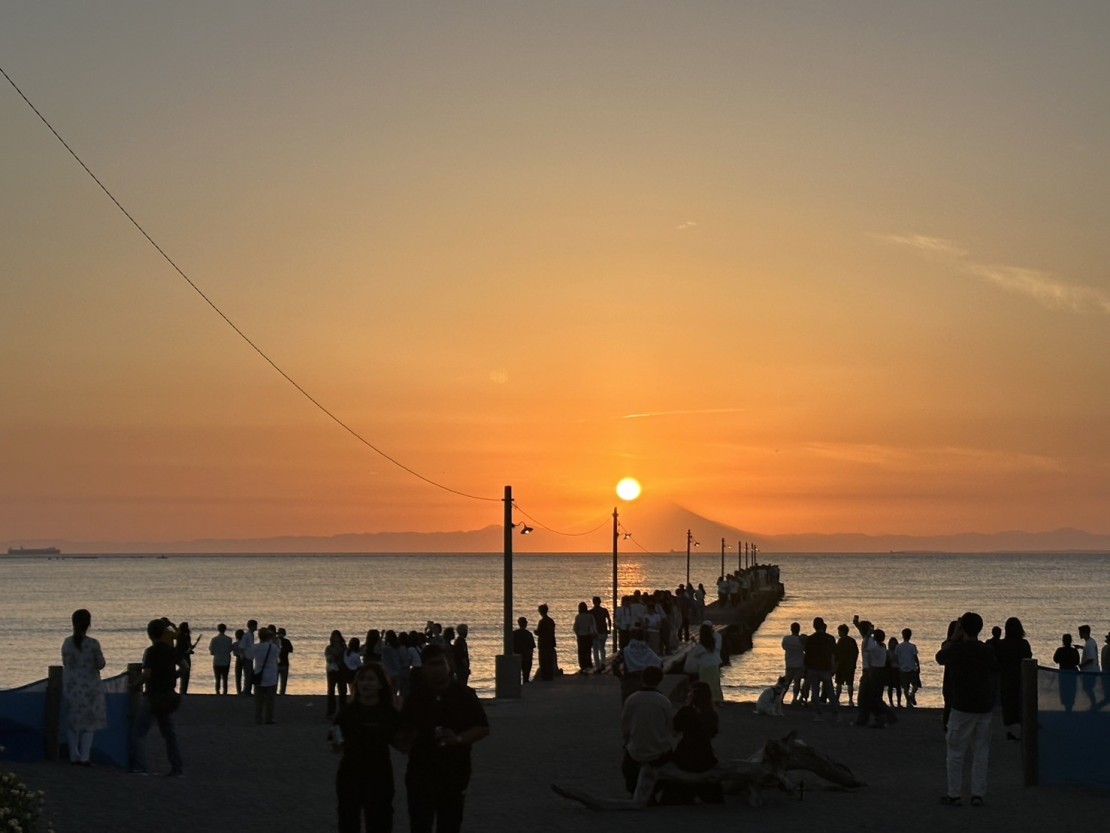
[754,676,787,716]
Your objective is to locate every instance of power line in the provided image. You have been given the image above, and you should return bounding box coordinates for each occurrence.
[512,504,611,537]
[1,65,498,504]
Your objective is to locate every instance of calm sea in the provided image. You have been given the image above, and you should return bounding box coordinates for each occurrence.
[2,552,1107,706]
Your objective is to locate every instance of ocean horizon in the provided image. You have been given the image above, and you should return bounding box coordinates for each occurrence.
[4,551,1108,707]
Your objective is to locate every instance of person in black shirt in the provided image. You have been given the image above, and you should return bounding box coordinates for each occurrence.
[511,617,535,684]
[401,644,489,833]
[834,624,859,707]
[451,624,470,686]
[803,617,838,719]
[332,663,405,833]
[935,611,997,806]
[1053,633,1081,712]
[277,627,294,695]
[129,618,184,776]
[536,604,558,681]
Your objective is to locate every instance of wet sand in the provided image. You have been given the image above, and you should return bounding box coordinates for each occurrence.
[8,674,1107,833]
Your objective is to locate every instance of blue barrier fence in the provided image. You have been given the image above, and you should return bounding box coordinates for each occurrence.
[0,671,132,767]
[1037,666,1110,789]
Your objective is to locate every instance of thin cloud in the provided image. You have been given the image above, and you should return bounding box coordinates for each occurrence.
[621,408,745,420]
[967,264,1110,314]
[802,442,1063,473]
[875,233,1110,315]
[675,220,698,230]
[872,233,967,259]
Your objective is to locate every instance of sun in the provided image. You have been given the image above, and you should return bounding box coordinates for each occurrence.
[615,477,642,501]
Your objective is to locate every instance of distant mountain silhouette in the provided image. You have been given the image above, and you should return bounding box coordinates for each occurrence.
[25,500,1110,554]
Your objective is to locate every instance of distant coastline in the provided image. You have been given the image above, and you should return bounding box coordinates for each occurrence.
[7,515,1110,557]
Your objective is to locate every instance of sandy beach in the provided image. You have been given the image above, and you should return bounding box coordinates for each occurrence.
[8,673,1106,833]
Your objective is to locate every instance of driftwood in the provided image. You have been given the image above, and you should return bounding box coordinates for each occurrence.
[551,731,864,811]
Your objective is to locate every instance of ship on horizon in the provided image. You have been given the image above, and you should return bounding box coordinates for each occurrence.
[7,546,62,555]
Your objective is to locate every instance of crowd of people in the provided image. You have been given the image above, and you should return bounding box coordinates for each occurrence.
[773,612,1110,807]
[58,610,490,831]
[322,621,472,717]
[54,599,1110,821]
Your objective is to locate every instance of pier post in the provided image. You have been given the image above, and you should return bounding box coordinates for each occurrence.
[495,485,522,698]
[612,507,619,654]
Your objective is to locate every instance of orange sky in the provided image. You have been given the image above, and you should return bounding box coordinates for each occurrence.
[3,3,1110,550]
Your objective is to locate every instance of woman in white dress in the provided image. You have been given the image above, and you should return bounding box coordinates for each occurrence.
[61,608,107,765]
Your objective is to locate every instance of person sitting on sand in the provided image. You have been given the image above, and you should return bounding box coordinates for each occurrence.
[620,665,673,796]
[660,681,723,804]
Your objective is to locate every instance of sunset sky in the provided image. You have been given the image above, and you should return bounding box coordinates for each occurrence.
[3,3,1109,550]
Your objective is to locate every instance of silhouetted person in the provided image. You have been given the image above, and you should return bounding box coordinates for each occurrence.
[402,644,489,833]
[781,622,805,703]
[1078,624,1099,707]
[129,618,184,776]
[536,604,558,680]
[452,623,471,686]
[936,611,997,806]
[1054,633,1080,712]
[61,608,106,765]
[620,665,672,796]
[209,624,233,695]
[512,617,535,684]
[995,617,1032,739]
[834,623,859,706]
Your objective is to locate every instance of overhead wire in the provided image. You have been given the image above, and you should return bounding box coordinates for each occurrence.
[4,65,661,535]
[1,64,499,504]
[511,504,611,537]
